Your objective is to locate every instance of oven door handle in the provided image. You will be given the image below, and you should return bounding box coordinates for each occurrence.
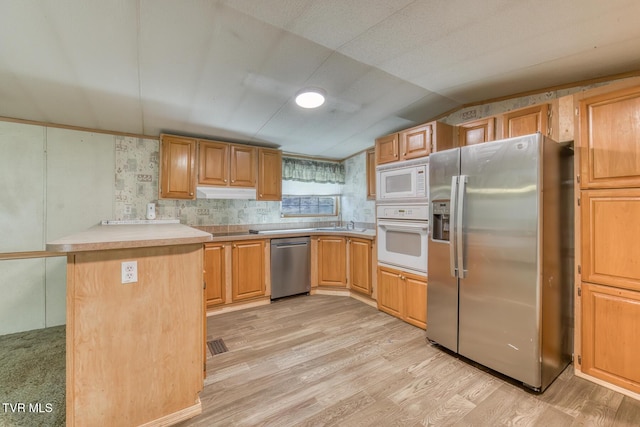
[377,220,428,231]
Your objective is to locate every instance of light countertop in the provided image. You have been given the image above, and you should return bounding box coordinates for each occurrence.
[46,223,213,252]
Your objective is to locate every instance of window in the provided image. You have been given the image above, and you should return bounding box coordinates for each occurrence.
[281,195,338,217]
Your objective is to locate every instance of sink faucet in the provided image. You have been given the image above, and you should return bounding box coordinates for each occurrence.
[348,220,355,230]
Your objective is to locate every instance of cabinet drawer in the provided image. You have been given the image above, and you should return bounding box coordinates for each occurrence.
[581,189,640,291]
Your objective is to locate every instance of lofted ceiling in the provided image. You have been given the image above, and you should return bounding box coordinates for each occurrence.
[1,1,640,159]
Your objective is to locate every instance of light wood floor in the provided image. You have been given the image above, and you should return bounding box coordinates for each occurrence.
[179,295,640,426]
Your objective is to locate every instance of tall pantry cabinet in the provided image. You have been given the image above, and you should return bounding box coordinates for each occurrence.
[576,84,640,396]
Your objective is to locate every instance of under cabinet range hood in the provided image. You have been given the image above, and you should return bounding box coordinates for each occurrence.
[196,186,257,200]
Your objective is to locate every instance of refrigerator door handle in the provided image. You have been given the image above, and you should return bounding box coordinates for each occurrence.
[457,175,467,278]
[449,176,458,278]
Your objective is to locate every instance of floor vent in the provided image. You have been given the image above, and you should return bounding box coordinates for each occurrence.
[207,338,229,356]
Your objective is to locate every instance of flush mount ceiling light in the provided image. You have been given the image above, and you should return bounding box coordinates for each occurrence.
[295,88,325,109]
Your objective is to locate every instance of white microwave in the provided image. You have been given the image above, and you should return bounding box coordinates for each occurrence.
[376,157,428,202]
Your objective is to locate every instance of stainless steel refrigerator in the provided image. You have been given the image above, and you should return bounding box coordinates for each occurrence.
[427,133,574,392]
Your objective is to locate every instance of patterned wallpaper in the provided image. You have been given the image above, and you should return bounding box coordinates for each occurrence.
[113,136,374,228]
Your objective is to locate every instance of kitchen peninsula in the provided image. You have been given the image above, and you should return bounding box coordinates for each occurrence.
[47,223,212,427]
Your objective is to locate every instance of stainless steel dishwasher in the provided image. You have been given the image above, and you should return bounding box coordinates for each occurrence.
[270,236,311,300]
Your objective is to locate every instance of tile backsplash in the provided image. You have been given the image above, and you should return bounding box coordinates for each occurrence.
[114,136,375,229]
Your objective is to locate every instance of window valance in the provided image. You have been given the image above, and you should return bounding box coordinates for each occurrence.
[282,157,345,184]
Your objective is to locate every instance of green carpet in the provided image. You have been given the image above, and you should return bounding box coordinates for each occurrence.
[0,326,65,427]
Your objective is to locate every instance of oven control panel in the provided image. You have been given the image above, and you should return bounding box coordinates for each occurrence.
[376,204,428,220]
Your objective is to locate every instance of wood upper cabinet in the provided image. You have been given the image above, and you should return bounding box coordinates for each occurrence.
[159,134,196,199]
[578,86,640,189]
[458,117,495,146]
[230,144,256,187]
[581,282,640,394]
[366,149,376,200]
[403,273,427,330]
[348,238,372,295]
[377,266,404,318]
[232,240,265,301]
[400,124,432,160]
[258,148,282,201]
[376,121,454,166]
[502,104,549,139]
[203,243,225,308]
[581,189,640,292]
[198,140,257,188]
[317,236,347,286]
[375,133,399,165]
[198,141,228,185]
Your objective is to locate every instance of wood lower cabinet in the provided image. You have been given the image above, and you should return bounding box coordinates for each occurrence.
[349,238,371,295]
[232,240,265,301]
[377,265,427,329]
[317,236,347,286]
[581,283,640,394]
[403,272,427,329]
[502,104,549,138]
[458,117,495,146]
[258,148,282,201]
[366,148,376,200]
[377,266,404,318]
[203,243,225,308]
[579,86,640,189]
[160,134,196,200]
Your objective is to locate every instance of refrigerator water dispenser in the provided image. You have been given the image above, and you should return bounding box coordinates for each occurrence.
[432,201,450,241]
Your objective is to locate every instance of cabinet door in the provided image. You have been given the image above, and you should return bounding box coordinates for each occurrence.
[317,236,347,286]
[230,144,256,187]
[581,283,640,394]
[400,124,431,160]
[203,243,225,308]
[198,141,228,186]
[458,117,495,146]
[232,240,265,301]
[349,238,371,295]
[404,273,427,330]
[581,189,640,291]
[375,133,399,165]
[377,266,403,318]
[502,104,549,138]
[366,149,376,200]
[258,148,282,201]
[579,86,640,188]
[160,135,196,199]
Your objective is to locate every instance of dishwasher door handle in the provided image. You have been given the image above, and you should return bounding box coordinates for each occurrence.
[273,243,309,249]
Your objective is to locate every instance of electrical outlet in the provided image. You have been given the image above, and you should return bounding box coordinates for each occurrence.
[121,261,138,284]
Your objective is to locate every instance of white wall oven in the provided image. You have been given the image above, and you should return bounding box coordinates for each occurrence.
[376,157,428,202]
[376,204,429,274]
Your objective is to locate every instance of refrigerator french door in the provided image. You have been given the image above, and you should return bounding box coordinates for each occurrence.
[427,133,573,392]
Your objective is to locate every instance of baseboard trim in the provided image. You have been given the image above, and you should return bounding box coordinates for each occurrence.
[206,298,270,317]
[574,371,640,401]
[138,399,202,427]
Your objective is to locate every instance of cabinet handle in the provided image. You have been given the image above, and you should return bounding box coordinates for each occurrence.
[397,274,402,278]
[224,179,227,183]
[231,179,235,183]
[259,194,263,197]
[403,153,406,156]
[233,244,237,248]
[190,192,194,196]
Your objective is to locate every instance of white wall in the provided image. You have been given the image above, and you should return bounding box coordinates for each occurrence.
[0,122,114,335]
